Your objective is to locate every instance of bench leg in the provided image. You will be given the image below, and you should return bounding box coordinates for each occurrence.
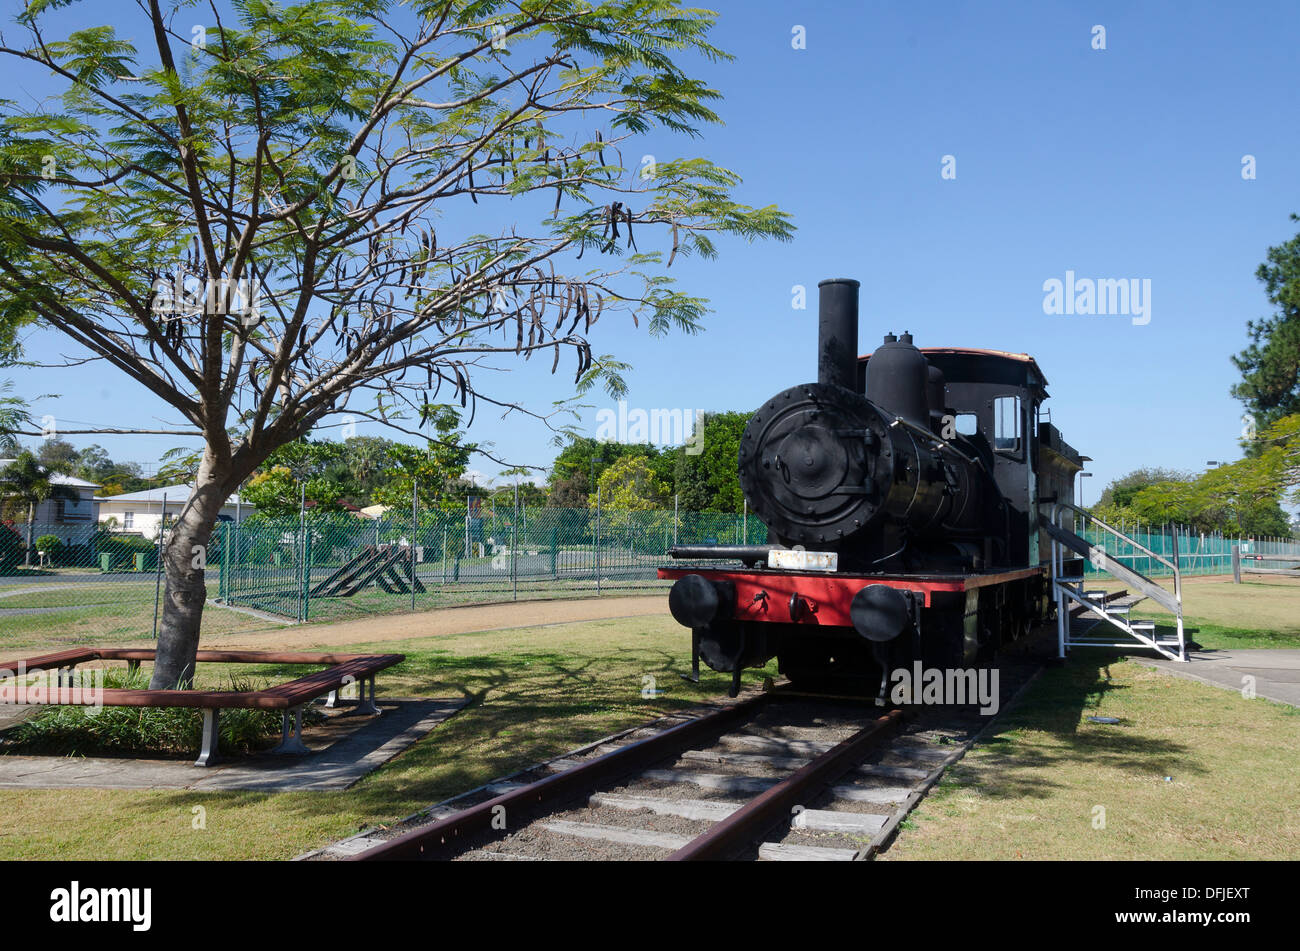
[195,709,220,767]
[355,676,381,716]
[271,706,310,755]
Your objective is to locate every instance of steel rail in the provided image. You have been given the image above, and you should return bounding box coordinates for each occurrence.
[666,707,905,861]
[349,691,772,861]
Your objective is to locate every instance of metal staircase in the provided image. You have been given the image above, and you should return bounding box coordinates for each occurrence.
[1042,502,1186,662]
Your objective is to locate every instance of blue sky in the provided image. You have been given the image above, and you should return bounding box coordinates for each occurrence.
[5,0,1299,504]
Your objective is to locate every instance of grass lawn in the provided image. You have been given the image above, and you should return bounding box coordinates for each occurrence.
[0,614,777,860]
[884,654,1300,860]
[0,599,271,653]
[2,570,1297,861]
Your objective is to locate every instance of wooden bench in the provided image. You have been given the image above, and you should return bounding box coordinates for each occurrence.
[0,648,405,766]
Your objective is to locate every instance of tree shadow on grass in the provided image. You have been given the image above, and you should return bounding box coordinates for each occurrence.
[952,650,1203,802]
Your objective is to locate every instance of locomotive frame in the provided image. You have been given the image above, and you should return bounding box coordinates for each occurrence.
[659,278,1087,696]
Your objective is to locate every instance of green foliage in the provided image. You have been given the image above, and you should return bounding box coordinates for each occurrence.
[5,667,299,757]
[1096,426,1299,537]
[0,381,32,453]
[1233,214,1300,436]
[33,533,60,553]
[590,454,669,510]
[372,407,476,508]
[547,436,661,505]
[674,410,748,512]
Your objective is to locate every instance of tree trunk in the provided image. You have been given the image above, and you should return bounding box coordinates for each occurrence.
[23,502,33,568]
[148,463,229,690]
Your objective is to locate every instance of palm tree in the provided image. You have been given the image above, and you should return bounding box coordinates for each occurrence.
[0,382,33,455]
[0,451,78,568]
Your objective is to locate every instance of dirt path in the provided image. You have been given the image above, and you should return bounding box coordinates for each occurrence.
[206,594,668,650]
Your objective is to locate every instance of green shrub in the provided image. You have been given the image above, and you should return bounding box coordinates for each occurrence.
[3,667,320,757]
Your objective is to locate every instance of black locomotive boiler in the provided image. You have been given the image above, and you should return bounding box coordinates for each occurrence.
[659,278,1086,695]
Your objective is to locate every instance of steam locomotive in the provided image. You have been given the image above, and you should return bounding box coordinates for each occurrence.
[659,278,1086,695]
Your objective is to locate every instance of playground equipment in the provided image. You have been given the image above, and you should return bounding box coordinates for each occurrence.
[311,544,426,598]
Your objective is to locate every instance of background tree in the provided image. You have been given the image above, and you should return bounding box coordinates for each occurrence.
[546,436,660,505]
[0,451,78,566]
[0,381,32,454]
[239,439,348,516]
[1093,467,1194,515]
[676,409,747,512]
[0,1,791,687]
[590,453,667,510]
[34,437,81,475]
[372,406,476,508]
[1232,214,1300,438]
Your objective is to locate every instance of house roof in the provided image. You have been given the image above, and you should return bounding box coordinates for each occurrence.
[95,483,249,506]
[0,459,100,489]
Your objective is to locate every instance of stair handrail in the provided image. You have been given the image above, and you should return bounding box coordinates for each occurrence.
[1046,500,1182,610]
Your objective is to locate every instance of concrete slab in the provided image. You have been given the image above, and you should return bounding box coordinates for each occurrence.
[1132,649,1300,707]
[0,697,468,791]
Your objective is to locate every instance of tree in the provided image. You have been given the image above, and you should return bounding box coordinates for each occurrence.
[0,451,78,567]
[666,410,748,511]
[1098,443,1296,537]
[0,381,32,454]
[0,1,791,687]
[1232,215,1300,436]
[240,439,346,516]
[547,436,659,505]
[590,454,667,510]
[34,437,80,474]
[372,407,476,508]
[1094,467,1193,515]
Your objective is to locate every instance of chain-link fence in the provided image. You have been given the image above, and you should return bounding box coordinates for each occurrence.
[3,507,1297,649]
[215,504,769,625]
[1069,517,1300,578]
[0,519,261,651]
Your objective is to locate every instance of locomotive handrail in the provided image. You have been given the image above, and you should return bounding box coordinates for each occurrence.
[1045,501,1182,609]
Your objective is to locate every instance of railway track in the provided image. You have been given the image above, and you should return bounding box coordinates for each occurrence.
[312,653,1040,862]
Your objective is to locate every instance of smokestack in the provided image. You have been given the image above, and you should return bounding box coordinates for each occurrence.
[817,278,860,390]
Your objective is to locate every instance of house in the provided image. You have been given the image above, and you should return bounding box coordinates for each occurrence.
[96,484,252,538]
[0,459,101,547]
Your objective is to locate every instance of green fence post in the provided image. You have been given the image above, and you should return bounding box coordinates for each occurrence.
[551,523,558,579]
[302,527,311,622]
